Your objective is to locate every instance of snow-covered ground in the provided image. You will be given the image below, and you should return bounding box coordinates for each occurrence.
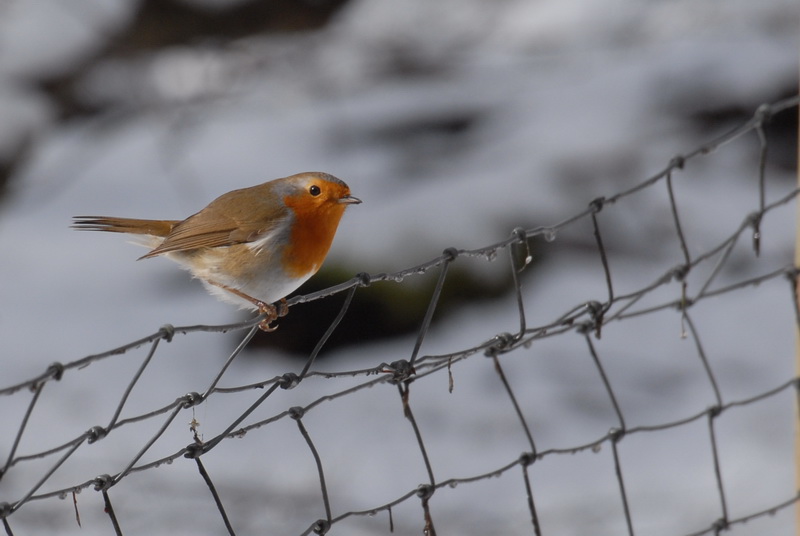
[1,1,798,534]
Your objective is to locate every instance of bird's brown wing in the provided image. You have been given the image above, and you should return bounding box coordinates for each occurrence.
[140,185,288,259]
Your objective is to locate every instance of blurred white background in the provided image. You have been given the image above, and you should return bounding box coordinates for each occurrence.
[0,1,797,535]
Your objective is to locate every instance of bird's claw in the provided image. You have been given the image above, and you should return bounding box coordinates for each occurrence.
[257,298,288,332]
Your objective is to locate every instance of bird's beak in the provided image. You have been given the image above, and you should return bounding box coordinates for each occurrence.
[339,194,362,205]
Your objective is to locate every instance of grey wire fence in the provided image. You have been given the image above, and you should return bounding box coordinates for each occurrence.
[2,95,799,535]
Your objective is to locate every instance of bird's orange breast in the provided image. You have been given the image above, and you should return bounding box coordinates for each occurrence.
[280,195,347,278]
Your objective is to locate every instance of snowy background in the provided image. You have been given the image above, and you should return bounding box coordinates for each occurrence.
[0,0,798,535]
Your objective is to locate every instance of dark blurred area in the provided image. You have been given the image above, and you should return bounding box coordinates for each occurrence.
[39,0,350,120]
[249,236,546,356]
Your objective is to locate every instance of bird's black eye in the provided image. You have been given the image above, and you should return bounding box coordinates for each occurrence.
[309,185,321,196]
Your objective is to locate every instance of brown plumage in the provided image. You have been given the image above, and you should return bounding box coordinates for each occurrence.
[73,172,361,329]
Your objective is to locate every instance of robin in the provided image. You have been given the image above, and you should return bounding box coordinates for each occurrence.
[73,172,361,330]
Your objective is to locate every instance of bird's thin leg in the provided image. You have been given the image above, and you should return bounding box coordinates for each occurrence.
[206,281,287,331]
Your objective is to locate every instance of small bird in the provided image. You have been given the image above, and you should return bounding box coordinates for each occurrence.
[73,172,361,330]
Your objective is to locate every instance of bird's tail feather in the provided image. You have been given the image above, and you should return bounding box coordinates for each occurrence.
[72,216,178,237]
